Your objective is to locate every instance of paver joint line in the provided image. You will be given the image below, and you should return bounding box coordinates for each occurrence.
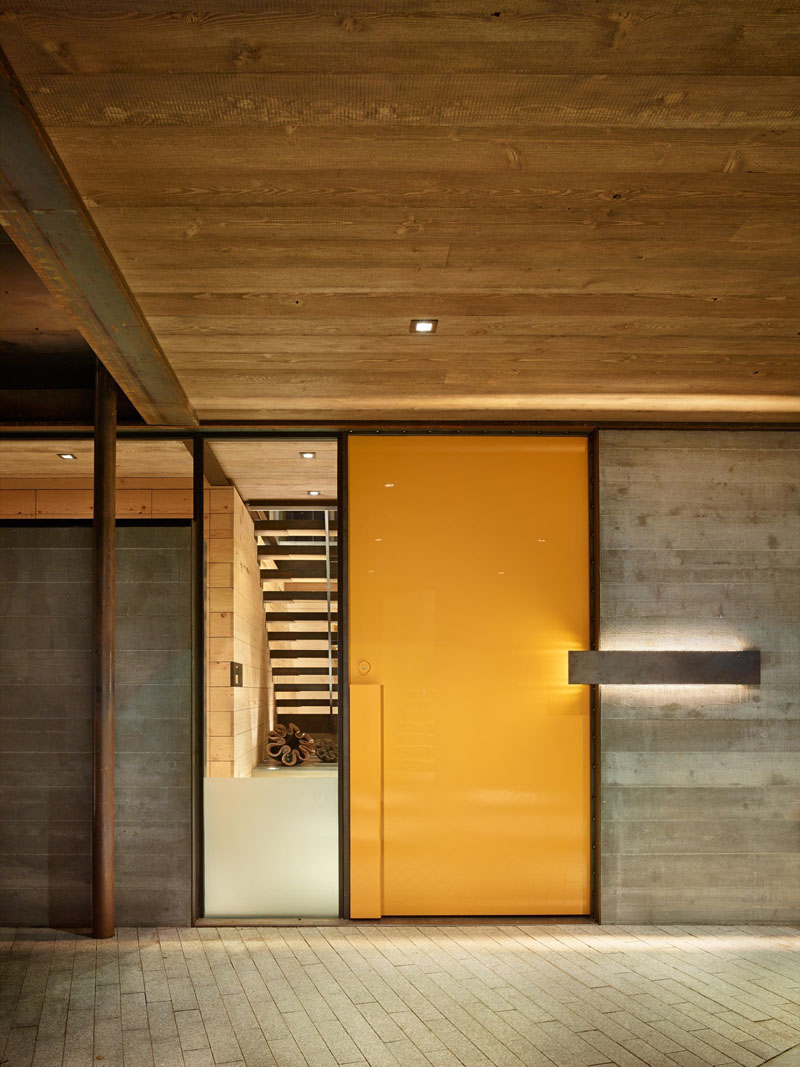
[0,925,799,1067]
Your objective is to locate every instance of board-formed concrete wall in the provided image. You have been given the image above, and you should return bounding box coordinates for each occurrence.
[116,524,192,925]
[598,430,800,922]
[0,525,93,927]
[0,523,192,927]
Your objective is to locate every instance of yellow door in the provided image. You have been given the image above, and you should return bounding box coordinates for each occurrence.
[349,436,591,917]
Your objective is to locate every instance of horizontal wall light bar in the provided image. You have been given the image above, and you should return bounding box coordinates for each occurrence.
[568,650,760,685]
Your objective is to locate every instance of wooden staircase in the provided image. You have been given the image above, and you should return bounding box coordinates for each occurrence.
[250,502,338,735]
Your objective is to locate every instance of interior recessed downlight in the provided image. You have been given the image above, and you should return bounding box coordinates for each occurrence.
[58,453,76,460]
[300,451,316,459]
[308,490,321,497]
[410,319,438,334]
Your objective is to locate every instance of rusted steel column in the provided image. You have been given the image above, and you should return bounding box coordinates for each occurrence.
[92,360,117,939]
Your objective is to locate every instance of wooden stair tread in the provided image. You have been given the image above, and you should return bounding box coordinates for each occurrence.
[263,591,337,601]
[268,631,338,642]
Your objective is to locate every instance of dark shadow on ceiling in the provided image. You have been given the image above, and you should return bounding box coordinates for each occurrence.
[0,228,142,424]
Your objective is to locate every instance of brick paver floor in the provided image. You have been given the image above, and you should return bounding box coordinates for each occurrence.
[1,924,798,1067]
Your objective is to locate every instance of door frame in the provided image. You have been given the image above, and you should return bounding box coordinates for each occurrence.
[339,428,600,922]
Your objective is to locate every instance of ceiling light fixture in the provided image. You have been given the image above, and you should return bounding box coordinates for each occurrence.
[308,490,321,497]
[58,453,76,460]
[410,319,438,334]
[300,451,316,459]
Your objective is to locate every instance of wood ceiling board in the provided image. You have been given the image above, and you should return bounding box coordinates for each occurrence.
[2,3,797,76]
[210,440,337,501]
[1,6,797,425]
[33,163,800,209]
[148,317,800,340]
[88,207,800,239]
[175,360,796,398]
[0,438,192,478]
[137,293,797,320]
[116,241,792,271]
[43,126,800,175]
[194,399,800,422]
[14,73,799,129]
[122,267,799,298]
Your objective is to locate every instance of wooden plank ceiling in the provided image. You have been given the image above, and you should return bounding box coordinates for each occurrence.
[1,1,798,423]
[0,438,192,479]
[210,440,337,501]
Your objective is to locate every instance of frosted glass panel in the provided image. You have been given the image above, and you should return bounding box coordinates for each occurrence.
[204,769,339,918]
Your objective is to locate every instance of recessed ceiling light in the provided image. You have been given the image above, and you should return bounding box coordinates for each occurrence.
[308,490,321,497]
[300,451,316,459]
[384,483,395,488]
[410,319,438,334]
[58,453,76,460]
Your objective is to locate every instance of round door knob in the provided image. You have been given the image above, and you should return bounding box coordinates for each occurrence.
[358,660,371,675]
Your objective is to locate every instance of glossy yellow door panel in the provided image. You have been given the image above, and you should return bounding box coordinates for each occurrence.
[349,685,383,919]
[349,436,590,916]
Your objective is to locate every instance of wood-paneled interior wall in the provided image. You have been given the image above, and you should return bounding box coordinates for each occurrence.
[207,487,272,778]
[0,479,193,519]
[599,430,800,922]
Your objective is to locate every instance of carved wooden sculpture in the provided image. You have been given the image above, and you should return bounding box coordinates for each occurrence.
[266,722,314,766]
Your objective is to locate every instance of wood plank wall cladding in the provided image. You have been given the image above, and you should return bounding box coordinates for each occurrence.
[598,430,800,923]
[1,3,798,422]
[0,480,194,520]
[0,524,192,927]
[206,487,272,778]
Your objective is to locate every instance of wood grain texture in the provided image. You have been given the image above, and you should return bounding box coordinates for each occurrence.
[2,3,798,76]
[0,439,192,478]
[15,74,800,129]
[205,487,273,777]
[211,440,337,501]
[0,3,797,422]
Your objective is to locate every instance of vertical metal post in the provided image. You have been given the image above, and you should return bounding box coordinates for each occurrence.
[191,439,205,923]
[92,361,117,939]
[337,433,350,918]
[324,508,335,732]
[588,429,601,923]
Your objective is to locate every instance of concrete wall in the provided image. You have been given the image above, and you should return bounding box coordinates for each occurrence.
[0,523,192,927]
[599,430,800,922]
[0,526,93,927]
[116,525,192,925]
